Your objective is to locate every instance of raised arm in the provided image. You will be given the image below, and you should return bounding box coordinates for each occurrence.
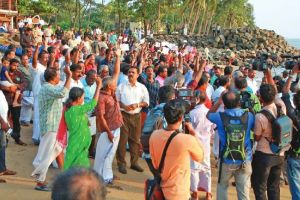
[283,65,299,94]
[177,53,183,74]
[92,77,102,102]
[32,43,41,69]
[193,57,206,84]
[74,42,84,64]
[112,49,121,82]
[138,47,146,75]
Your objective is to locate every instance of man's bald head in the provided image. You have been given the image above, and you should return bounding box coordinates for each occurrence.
[51,168,107,200]
[222,91,240,109]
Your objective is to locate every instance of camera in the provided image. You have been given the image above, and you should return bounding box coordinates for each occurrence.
[175,88,194,134]
[285,60,299,70]
[261,63,273,71]
[176,88,193,99]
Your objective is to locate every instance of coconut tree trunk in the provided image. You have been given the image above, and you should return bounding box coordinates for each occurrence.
[197,7,206,35]
[140,0,147,36]
[190,2,202,35]
[206,11,214,35]
[157,0,161,32]
[187,0,196,30]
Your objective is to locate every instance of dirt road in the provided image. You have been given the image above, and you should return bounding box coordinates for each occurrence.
[0,126,292,200]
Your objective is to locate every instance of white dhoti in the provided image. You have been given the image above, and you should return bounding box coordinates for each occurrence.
[20,91,33,123]
[32,98,40,141]
[32,132,62,182]
[88,116,97,136]
[213,130,219,159]
[94,128,120,183]
[191,135,211,193]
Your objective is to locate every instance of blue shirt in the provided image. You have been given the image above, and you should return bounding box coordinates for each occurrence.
[184,69,193,86]
[117,72,128,86]
[81,78,96,104]
[0,66,8,81]
[207,108,254,164]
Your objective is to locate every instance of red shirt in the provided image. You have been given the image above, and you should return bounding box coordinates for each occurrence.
[96,91,123,132]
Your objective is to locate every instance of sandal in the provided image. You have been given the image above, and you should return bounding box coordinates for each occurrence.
[35,184,51,192]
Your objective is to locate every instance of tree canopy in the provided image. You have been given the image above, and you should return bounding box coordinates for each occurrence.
[17,0,255,35]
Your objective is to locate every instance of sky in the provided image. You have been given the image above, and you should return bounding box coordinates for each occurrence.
[248,0,300,39]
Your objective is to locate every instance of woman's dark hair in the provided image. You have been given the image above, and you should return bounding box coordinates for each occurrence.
[86,54,94,60]
[66,87,84,109]
[163,99,186,124]
[222,91,240,109]
[259,84,276,104]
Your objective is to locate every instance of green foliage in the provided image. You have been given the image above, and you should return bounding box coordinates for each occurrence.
[17,0,255,34]
[214,0,255,28]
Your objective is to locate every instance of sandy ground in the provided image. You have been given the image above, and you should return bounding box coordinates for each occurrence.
[0,125,292,200]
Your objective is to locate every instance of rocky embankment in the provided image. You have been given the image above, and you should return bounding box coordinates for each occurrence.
[150,27,300,63]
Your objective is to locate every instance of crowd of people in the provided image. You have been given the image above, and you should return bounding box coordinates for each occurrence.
[0,21,299,200]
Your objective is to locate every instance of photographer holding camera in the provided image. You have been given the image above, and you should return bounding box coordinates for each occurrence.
[149,99,204,200]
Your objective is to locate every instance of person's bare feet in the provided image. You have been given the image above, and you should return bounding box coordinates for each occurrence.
[0,169,17,176]
[191,191,198,200]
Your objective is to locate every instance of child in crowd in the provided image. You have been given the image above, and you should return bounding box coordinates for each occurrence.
[0,57,21,106]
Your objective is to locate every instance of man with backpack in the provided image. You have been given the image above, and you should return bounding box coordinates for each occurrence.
[207,91,255,200]
[281,66,300,200]
[141,85,176,175]
[252,83,290,200]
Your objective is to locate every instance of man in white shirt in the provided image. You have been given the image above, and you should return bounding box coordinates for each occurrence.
[31,45,49,144]
[212,76,230,103]
[62,63,84,102]
[116,67,149,174]
[246,69,258,94]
